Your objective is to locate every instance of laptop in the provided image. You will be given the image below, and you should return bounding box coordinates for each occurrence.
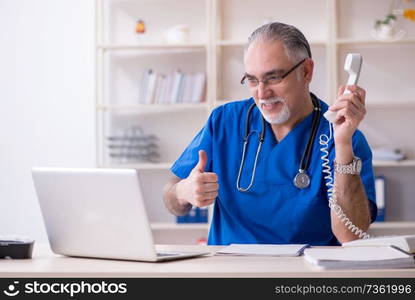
[31,167,210,262]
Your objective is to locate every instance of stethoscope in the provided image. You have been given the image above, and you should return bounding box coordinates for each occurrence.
[236,94,321,192]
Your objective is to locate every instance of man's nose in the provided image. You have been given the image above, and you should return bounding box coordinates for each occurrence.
[257,82,271,99]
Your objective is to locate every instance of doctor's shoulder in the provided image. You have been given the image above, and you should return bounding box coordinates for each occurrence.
[209,98,254,126]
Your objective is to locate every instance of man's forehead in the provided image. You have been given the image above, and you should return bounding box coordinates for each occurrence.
[244,40,291,76]
[244,68,285,78]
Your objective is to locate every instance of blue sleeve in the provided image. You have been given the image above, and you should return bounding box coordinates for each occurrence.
[353,131,378,223]
[170,109,216,179]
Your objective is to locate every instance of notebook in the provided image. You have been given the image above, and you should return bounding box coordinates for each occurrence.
[216,244,309,256]
[304,246,415,270]
[31,167,210,262]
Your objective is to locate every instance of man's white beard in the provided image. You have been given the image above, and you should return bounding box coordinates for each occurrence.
[258,98,291,125]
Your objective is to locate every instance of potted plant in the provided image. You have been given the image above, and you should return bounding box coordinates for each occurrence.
[374,14,398,39]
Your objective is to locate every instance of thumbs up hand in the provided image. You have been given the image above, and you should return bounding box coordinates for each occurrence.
[176,150,219,207]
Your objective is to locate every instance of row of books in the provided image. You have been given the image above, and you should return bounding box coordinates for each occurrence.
[138,69,206,105]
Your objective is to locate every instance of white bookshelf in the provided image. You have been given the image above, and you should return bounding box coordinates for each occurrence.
[151,222,209,231]
[373,160,415,168]
[216,40,327,46]
[369,222,415,236]
[96,0,415,243]
[101,162,172,170]
[98,103,209,112]
[97,43,208,50]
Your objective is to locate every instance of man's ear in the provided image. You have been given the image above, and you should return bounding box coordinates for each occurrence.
[303,58,314,83]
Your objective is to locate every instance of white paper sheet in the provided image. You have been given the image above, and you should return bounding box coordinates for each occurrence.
[215,244,309,257]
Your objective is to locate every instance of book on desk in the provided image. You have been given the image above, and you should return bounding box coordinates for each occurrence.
[215,244,309,257]
[303,246,415,270]
[342,235,415,254]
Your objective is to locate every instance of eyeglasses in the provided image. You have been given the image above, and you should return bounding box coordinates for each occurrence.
[240,58,307,89]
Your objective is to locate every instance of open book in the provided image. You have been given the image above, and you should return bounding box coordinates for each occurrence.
[304,246,415,270]
[215,244,309,257]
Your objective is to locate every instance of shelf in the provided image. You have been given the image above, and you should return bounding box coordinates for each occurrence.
[371,221,415,229]
[98,103,209,112]
[336,38,415,45]
[96,0,415,228]
[373,160,415,167]
[150,222,209,230]
[214,99,232,106]
[100,162,172,170]
[369,221,415,236]
[216,39,327,47]
[97,43,207,51]
[105,160,415,169]
[150,222,415,232]
[366,102,415,109]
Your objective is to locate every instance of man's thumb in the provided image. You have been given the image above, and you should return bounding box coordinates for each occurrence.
[194,150,207,172]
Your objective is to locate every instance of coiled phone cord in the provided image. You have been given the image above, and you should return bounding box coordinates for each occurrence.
[319,123,370,239]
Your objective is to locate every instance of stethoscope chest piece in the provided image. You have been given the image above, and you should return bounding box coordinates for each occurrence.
[293,170,310,189]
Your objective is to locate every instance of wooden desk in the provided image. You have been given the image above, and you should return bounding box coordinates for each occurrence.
[1,244,414,278]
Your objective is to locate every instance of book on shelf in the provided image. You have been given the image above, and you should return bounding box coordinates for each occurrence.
[145,71,158,104]
[191,72,206,103]
[375,176,386,222]
[138,69,206,105]
[152,73,164,104]
[138,68,152,104]
[303,246,415,270]
[159,73,172,104]
[181,73,194,103]
[170,69,184,103]
[176,207,208,224]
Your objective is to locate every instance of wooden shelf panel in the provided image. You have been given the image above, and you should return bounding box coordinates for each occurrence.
[369,222,415,236]
[366,102,415,109]
[371,221,415,229]
[97,43,208,50]
[151,222,209,230]
[336,38,415,45]
[99,163,172,170]
[373,160,415,167]
[98,103,209,112]
[216,39,327,47]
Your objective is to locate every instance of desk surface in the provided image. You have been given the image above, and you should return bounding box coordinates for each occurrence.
[1,244,414,278]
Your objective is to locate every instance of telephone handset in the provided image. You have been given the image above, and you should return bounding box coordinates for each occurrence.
[323,53,362,123]
[319,53,369,239]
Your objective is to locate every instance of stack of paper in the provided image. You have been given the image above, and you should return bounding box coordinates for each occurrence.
[304,246,415,270]
[216,244,309,257]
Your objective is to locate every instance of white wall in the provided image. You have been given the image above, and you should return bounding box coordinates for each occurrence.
[0,0,95,242]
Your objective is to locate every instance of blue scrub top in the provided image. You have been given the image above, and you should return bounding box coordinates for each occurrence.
[171,95,377,246]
